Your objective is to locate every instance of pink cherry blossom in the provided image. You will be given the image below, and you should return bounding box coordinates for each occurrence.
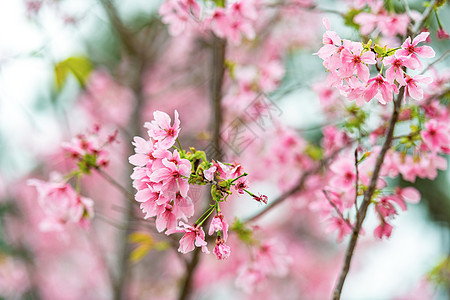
[155,203,178,232]
[253,194,268,204]
[375,196,398,218]
[364,74,398,104]
[383,55,418,85]
[340,42,376,82]
[203,166,217,181]
[404,74,433,101]
[396,32,436,68]
[144,110,180,149]
[378,13,409,37]
[329,156,356,190]
[326,216,353,242]
[208,212,229,241]
[149,153,191,197]
[421,120,450,152]
[213,238,231,260]
[159,0,192,36]
[128,136,157,167]
[167,221,210,254]
[28,177,94,231]
[234,177,248,194]
[437,28,450,40]
[374,221,393,239]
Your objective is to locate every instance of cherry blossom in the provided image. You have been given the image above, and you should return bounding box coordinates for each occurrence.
[396,32,436,68]
[144,110,181,149]
[167,221,210,254]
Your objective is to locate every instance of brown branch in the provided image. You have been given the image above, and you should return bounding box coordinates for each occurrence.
[332,3,439,296]
[97,2,152,298]
[332,87,405,300]
[354,148,359,214]
[95,167,135,201]
[98,0,138,57]
[177,33,227,300]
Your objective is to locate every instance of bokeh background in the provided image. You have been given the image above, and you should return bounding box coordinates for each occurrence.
[0,0,449,299]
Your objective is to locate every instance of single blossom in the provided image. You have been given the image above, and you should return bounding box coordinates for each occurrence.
[234,177,248,194]
[204,166,217,181]
[396,32,436,68]
[383,55,418,86]
[144,110,180,149]
[421,120,450,152]
[167,221,210,254]
[340,42,376,82]
[364,74,398,104]
[149,154,191,197]
[374,221,393,239]
[208,212,229,241]
[404,74,433,101]
[326,216,353,242]
[27,177,94,231]
[213,237,231,260]
[437,28,450,40]
[253,194,268,204]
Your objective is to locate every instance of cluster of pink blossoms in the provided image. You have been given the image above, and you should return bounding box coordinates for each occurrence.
[27,126,118,232]
[130,110,264,259]
[28,173,94,232]
[353,0,410,37]
[129,110,194,233]
[61,124,118,169]
[159,0,258,44]
[316,19,434,106]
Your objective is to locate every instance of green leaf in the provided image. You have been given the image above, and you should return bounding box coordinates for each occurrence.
[54,56,93,90]
[374,44,387,57]
[305,144,323,161]
[230,218,255,245]
[428,256,450,287]
[357,151,372,164]
[343,9,362,30]
[214,0,225,7]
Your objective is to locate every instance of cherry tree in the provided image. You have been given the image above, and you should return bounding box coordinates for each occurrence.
[0,0,449,299]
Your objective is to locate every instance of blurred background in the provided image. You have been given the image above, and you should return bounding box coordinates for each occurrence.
[0,0,449,299]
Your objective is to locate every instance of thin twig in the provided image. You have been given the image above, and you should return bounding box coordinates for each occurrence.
[244,144,349,224]
[401,0,413,20]
[332,4,438,297]
[353,148,359,214]
[322,190,355,231]
[94,167,135,200]
[392,131,420,140]
[177,32,227,300]
[413,0,437,34]
[420,49,450,75]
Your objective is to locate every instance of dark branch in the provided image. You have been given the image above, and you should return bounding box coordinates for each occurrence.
[332,87,405,300]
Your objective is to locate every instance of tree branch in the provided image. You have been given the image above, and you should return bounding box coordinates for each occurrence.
[323,190,355,231]
[244,145,348,224]
[332,87,405,300]
[420,49,450,75]
[177,33,227,300]
[95,167,135,201]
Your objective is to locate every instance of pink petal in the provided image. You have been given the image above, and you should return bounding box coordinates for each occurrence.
[414,45,435,58]
[412,32,430,45]
[402,187,421,204]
